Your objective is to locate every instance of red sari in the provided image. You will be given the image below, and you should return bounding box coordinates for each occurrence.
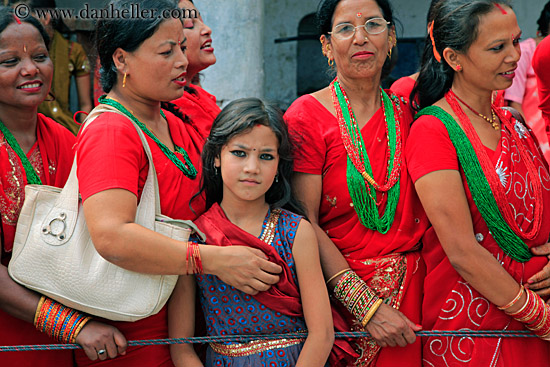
[284,93,429,367]
[0,114,75,366]
[406,111,550,366]
[171,84,221,137]
[74,109,205,367]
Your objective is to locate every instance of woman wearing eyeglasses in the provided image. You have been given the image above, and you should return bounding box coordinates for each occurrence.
[284,0,429,366]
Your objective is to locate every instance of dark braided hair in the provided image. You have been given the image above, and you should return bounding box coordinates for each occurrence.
[160,101,205,139]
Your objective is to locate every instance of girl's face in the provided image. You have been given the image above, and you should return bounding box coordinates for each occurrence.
[0,22,53,109]
[453,5,521,93]
[178,0,215,81]
[215,124,280,206]
[122,18,188,102]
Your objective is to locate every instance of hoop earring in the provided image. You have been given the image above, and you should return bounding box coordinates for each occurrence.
[328,58,334,68]
[122,72,127,88]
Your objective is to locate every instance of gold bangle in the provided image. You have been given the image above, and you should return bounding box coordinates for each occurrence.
[498,284,524,311]
[326,268,351,285]
[34,296,47,326]
[71,316,92,344]
[507,288,532,317]
[361,298,384,328]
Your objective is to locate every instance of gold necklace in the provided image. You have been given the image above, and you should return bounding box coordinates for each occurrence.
[452,91,500,130]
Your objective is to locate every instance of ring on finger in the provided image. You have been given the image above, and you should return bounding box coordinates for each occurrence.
[97,349,106,356]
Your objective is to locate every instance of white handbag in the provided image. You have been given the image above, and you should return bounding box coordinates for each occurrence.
[8,105,204,322]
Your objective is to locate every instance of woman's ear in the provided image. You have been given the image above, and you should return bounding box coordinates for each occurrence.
[442,47,461,71]
[112,48,129,75]
[320,34,333,62]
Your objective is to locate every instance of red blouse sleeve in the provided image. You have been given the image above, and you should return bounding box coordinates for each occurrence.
[76,112,147,201]
[284,96,328,175]
[405,114,459,183]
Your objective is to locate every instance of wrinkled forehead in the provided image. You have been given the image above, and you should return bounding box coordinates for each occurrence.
[332,0,384,25]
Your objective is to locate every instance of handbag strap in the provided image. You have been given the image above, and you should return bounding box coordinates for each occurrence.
[54,104,162,234]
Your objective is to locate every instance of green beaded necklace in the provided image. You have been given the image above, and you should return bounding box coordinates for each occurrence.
[330,81,401,234]
[99,96,197,179]
[0,121,42,185]
[416,106,532,262]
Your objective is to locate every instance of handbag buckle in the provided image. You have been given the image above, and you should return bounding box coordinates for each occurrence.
[42,212,67,241]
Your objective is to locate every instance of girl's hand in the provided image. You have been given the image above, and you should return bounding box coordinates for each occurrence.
[366,304,421,347]
[202,245,282,295]
[527,242,550,300]
[75,321,127,361]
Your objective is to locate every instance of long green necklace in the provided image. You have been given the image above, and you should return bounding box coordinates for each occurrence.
[99,96,197,179]
[330,79,402,234]
[0,121,42,185]
[416,105,532,262]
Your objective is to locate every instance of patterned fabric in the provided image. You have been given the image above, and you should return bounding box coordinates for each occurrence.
[195,208,307,367]
[407,110,550,367]
[0,114,74,257]
[0,113,75,367]
[285,93,428,367]
[504,38,550,163]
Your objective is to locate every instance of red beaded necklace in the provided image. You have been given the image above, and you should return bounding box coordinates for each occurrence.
[446,91,543,240]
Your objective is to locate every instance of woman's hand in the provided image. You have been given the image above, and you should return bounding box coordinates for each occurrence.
[528,242,550,300]
[75,321,127,361]
[366,304,421,347]
[201,245,282,295]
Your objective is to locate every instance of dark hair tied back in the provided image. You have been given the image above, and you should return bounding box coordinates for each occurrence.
[412,0,512,110]
[95,0,179,93]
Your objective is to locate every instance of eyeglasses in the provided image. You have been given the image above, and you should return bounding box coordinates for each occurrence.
[329,17,390,40]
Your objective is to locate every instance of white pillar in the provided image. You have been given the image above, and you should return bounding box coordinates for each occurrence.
[200,0,265,106]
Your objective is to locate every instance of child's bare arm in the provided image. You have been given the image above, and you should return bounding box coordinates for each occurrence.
[168,274,203,367]
[292,220,334,367]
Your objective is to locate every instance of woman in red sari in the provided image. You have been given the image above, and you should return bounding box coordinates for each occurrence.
[171,0,220,136]
[284,0,429,365]
[407,1,550,365]
[75,0,282,365]
[0,6,127,366]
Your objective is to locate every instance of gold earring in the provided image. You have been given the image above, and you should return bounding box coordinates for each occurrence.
[328,58,334,68]
[388,37,393,59]
[122,72,127,88]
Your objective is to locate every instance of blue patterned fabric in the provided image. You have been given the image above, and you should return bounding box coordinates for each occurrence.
[196,208,307,367]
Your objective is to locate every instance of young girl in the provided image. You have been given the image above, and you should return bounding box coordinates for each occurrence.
[168,98,334,367]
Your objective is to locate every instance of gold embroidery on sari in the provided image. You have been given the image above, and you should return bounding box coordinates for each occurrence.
[0,139,44,228]
[352,253,409,366]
